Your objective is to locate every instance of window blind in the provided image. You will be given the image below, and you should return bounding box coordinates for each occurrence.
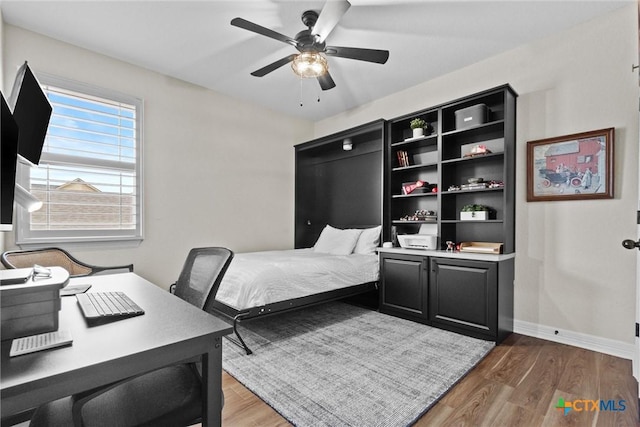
[17,74,143,245]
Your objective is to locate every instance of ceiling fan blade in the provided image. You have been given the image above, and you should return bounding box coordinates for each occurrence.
[312,0,351,43]
[231,17,298,47]
[318,72,336,91]
[325,46,389,64]
[251,54,298,77]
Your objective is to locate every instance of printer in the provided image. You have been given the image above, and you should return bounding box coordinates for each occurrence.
[397,234,437,250]
[396,224,438,250]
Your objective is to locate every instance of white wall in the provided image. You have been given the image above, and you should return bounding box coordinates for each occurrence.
[2,25,313,287]
[315,5,639,346]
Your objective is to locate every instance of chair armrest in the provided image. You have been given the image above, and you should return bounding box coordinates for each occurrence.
[89,264,134,276]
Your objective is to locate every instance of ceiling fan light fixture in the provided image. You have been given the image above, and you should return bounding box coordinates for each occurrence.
[291,52,328,78]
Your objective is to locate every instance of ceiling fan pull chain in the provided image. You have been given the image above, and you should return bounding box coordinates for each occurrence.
[299,77,303,107]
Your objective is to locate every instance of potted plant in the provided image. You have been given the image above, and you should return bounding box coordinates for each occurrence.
[410,118,427,138]
[460,204,489,221]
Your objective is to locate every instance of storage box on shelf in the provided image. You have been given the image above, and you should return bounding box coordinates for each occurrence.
[454,103,489,129]
[460,210,489,221]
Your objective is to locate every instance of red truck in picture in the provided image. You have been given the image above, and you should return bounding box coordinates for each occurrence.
[537,138,600,190]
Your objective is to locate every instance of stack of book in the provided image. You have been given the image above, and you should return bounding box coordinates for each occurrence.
[396,150,410,167]
[399,209,437,221]
[460,182,489,191]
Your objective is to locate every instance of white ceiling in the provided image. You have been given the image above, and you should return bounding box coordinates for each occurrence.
[1,0,631,121]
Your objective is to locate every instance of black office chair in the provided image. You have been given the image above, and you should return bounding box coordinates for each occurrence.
[2,247,133,277]
[29,247,234,427]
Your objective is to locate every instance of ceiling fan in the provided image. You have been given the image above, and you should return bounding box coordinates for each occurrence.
[231,0,389,91]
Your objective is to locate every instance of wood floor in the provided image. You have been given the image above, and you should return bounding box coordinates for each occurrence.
[220,334,639,426]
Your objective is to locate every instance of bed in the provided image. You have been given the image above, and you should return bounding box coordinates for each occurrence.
[208,225,381,354]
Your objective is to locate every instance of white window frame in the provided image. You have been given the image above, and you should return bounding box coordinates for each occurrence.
[15,73,144,248]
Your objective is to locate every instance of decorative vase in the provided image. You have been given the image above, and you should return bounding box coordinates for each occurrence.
[412,128,424,138]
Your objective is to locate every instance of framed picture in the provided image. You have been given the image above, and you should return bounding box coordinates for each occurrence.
[527,128,614,201]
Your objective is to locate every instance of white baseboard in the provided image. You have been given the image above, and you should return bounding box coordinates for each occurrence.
[514,319,635,360]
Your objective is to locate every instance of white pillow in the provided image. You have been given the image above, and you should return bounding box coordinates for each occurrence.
[314,225,362,255]
[354,226,382,255]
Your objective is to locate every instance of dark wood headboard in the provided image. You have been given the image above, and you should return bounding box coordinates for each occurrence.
[294,120,385,249]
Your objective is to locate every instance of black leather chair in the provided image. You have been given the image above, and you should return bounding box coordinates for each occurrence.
[1,247,133,277]
[29,247,234,427]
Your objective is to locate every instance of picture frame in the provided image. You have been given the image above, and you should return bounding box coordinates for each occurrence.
[526,128,614,202]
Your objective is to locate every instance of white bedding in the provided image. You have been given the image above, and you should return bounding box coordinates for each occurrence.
[214,249,379,311]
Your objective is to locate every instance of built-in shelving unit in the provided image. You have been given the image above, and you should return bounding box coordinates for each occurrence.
[384,84,517,253]
[379,85,517,343]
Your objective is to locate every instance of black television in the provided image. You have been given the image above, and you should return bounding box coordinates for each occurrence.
[1,62,51,231]
[1,93,20,231]
[8,62,52,166]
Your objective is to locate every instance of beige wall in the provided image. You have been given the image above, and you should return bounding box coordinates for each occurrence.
[2,25,313,287]
[315,5,639,345]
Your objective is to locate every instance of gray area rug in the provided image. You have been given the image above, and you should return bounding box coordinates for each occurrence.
[223,302,494,427]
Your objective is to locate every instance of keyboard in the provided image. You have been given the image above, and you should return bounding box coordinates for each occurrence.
[76,292,144,320]
[10,330,73,357]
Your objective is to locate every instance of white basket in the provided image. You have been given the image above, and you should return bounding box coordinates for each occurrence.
[460,211,488,221]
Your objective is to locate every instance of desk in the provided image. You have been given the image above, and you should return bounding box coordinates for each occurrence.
[1,272,233,426]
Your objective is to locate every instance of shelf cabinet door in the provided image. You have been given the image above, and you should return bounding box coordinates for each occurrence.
[429,257,497,340]
[379,253,429,323]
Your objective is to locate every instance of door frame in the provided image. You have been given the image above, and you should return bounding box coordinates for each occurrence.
[635,0,640,385]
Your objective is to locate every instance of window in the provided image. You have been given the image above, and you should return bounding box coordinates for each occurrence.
[16,74,143,246]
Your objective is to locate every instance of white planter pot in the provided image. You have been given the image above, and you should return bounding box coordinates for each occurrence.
[460,211,488,221]
[412,128,424,138]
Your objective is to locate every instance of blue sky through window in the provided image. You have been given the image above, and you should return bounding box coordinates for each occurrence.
[44,90,136,165]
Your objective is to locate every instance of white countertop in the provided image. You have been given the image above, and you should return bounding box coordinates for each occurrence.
[377,247,515,262]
